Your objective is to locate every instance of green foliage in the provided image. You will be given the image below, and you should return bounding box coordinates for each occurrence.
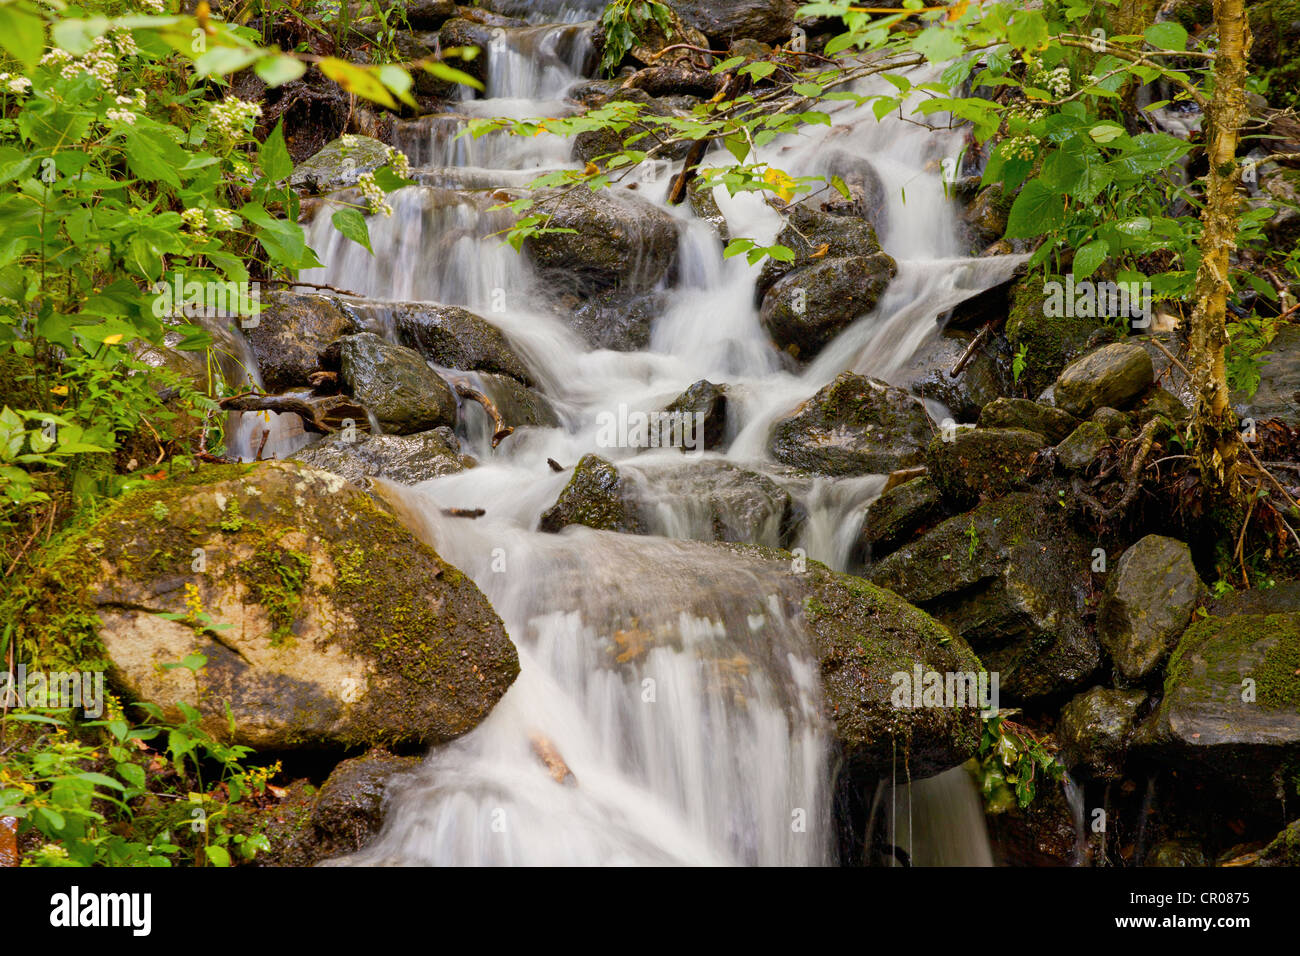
[974,714,1065,811]
[599,0,673,77]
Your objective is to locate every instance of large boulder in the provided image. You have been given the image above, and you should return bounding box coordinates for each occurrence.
[760,253,898,359]
[926,427,1045,507]
[1135,584,1300,794]
[1004,278,1103,396]
[664,380,729,451]
[626,459,795,544]
[474,372,560,430]
[869,492,1100,699]
[1099,535,1204,682]
[1233,324,1300,426]
[769,372,933,476]
[1053,342,1155,418]
[291,427,469,485]
[343,301,535,387]
[904,329,1007,423]
[1055,421,1110,472]
[755,202,884,302]
[14,462,519,749]
[668,0,798,46]
[245,292,358,393]
[337,332,457,435]
[524,188,679,296]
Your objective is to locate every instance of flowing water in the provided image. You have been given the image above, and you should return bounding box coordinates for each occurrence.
[254,14,1031,865]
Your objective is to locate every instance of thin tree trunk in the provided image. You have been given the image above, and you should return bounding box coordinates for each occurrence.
[1188,0,1251,510]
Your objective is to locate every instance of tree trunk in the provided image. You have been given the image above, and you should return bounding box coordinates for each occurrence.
[1188,0,1251,511]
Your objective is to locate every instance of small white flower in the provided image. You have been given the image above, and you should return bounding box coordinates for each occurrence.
[6,77,32,95]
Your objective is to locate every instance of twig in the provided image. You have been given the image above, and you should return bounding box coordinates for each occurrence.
[949,323,992,378]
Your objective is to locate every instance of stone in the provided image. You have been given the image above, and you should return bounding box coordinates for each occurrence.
[1055,420,1109,472]
[978,397,1078,443]
[1099,535,1204,682]
[860,474,944,560]
[926,427,1045,507]
[1057,687,1147,779]
[1053,342,1155,418]
[538,454,643,534]
[291,427,469,485]
[244,292,358,393]
[337,332,457,435]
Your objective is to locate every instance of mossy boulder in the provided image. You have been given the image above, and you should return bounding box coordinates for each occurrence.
[755,201,884,302]
[1057,687,1147,780]
[245,292,359,392]
[860,474,944,560]
[289,135,394,195]
[1099,535,1204,683]
[760,253,898,360]
[769,372,933,477]
[801,566,985,779]
[1005,279,1102,396]
[538,454,643,534]
[1136,585,1300,785]
[869,492,1100,699]
[1053,342,1154,418]
[978,397,1078,443]
[926,427,1044,507]
[18,461,519,750]
[337,332,457,435]
[291,427,469,485]
[524,187,679,296]
[664,379,729,451]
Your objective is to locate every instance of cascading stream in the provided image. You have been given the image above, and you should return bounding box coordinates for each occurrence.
[275,21,1027,865]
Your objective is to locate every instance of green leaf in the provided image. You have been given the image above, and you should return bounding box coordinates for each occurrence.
[1089,122,1126,144]
[913,26,964,64]
[258,122,293,183]
[1005,180,1067,238]
[319,57,397,109]
[205,845,232,867]
[1144,21,1188,50]
[1008,10,1048,51]
[256,54,307,87]
[117,762,146,790]
[331,208,373,254]
[1072,238,1109,279]
[0,3,46,71]
[52,16,111,56]
[194,45,263,77]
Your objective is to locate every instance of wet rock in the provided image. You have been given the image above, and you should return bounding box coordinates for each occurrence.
[755,202,884,303]
[821,149,888,226]
[1099,535,1204,683]
[1058,687,1147,780]
[664,379,729,450]
[905,329,1008,423]
[289,135,394,195]
[1254,818,1300,866]
[525,187,679,296]
[564,287,667,352]
[870,492,1100,699]
[34,461,519,749]
[539,454,643,534]
[1056,420,1109,472]
[1091,406,1131,436]
[311,749,419,856]
[962,184,1010,250]
[1005,278,1103,396]
[1233,324,1300,426]
[1135,584,1300,791]
[571,90,697,166]
[687,180,729,243]
[668,0,798,46]
[986,781,1081,867]
[345,301,534,386]
[978,397,1077,443]
[1133,384,1190,426]
[628,460,795,544]
[1053,342,1155,418]
[291,427,469,485]
[926,427,1044,507]
[436,18,497,85]
[347,0,455,29]
[803,568,985,779]
[245,292,358,392]
[1145,839,1208,867]
[474,372,560,429]
[338,333,457,435]
[760,254,897,359]
[860,474,944,560]
[769,372,933,476]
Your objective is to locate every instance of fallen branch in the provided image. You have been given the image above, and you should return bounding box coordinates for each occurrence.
[949,322,992,378]
[450,379,514,448]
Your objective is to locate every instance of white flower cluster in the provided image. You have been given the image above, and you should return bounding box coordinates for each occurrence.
[1003,133,1040,162]
[138,0,167,12]
[385,145,411,179]
[40,37,120,90]
[208,96,263,144]
[112,29,140,58]
[357,172,392,217]
[1040,66,1072,98]
[0,73,32,95]
[106,88,147,125]
[181,207,209,239]
[210,208,238,231]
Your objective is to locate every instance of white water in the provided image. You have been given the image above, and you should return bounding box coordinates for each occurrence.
[282,22,1029,865]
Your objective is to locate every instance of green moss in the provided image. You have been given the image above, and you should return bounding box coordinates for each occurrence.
[1165,610,1300,711]
[1005,278,1103,395]
[238,545,311,647]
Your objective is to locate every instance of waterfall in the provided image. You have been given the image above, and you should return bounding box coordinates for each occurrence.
[279,19,1028,865]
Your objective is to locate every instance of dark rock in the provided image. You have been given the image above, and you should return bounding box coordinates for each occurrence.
[1005,278,1104,396]
[1058,687,1147,779]
[860,474,944,560]
[870,492,1100,699]
[978,397,1077,443]
[628,460,794,544]
[474,372,560,429]
[564,287,667,352]
[755,201,883,303]
[769,372,933,476]
[338,333,457,434]
[1091,406,1131,436]
[1053,342,1155,418]
[311,749,419,855]
[245,292,358,392]
[926,427,1044,507]
[906,329,1008,423]
[664,380,729,450]
[1145,839,1208,867]
[1233,324,1300,426]
[1099,535,1204,682]
[760,254,897,359]
[667,0,798,45]
[539,454,643,534]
